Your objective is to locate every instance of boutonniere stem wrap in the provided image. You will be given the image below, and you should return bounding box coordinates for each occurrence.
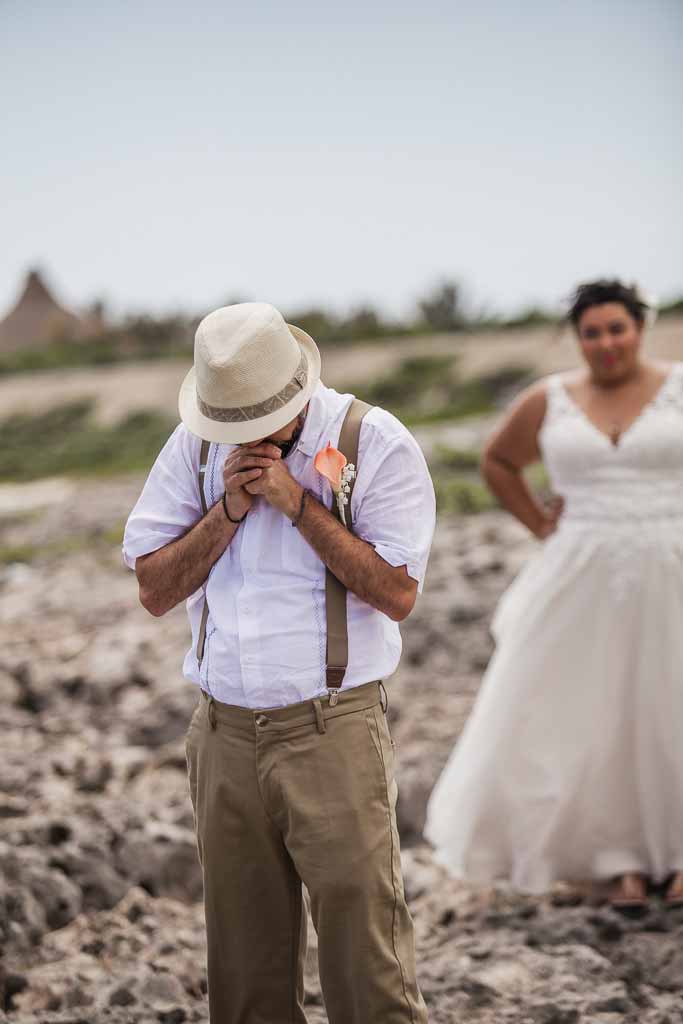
[314,442,356,528]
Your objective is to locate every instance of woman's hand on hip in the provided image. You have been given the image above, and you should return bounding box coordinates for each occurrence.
[534,495,564,539]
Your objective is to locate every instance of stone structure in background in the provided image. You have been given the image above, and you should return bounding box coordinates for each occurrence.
[0,268,105,352]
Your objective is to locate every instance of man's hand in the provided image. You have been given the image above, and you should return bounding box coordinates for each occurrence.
[223,443,282,521]
[243,445,416,620]
[244,456,303,520]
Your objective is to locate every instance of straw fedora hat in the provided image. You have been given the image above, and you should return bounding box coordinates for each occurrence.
[178,302,321,444]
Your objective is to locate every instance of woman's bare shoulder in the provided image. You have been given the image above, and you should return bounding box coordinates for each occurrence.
[508,376,552,417]
[484,377,550,461]
[491,377,550,439]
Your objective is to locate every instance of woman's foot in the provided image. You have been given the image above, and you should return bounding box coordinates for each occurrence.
[664,872,683,907]
[608,872,648,913]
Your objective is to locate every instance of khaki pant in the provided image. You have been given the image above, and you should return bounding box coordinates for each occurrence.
[185,681,428,1024]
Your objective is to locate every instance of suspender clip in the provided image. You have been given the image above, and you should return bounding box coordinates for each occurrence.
[327,688,340,707]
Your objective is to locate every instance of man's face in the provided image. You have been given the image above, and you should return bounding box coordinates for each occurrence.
[241,405,308,457]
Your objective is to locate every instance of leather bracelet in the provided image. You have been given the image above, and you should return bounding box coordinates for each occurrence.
[222,491,247,525]
[291,487,308,528]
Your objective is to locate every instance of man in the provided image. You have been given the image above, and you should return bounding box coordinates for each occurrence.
[123,302,435,1023]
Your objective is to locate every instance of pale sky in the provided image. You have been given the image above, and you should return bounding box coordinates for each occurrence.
[2,0,682,321]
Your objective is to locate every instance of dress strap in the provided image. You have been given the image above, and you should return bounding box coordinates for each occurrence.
[543,373,572,419]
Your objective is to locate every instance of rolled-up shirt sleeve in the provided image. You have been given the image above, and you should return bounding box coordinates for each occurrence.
[351,412,436,593]
[122,424,203,570]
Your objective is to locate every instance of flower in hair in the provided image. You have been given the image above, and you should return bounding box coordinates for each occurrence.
[314,442,356,527]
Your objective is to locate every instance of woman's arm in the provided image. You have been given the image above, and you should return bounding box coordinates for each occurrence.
[480,381,562,538]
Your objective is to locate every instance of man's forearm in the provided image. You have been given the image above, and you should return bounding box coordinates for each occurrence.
[136,499,239,616]
[296,492,414,621]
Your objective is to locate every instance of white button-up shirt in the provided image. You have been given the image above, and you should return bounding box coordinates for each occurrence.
[123,381,435,708]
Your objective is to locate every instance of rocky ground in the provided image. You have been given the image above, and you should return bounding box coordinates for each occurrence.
[1,476,683,1024]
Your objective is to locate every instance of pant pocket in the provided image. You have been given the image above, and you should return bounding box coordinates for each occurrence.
[365,708,396,784]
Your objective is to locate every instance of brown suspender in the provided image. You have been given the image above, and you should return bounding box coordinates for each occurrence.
[196,439,211,667]
[324,398,371,701]
[195,399,373,697]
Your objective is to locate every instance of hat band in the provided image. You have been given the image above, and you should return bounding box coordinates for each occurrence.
[197,352,308,424]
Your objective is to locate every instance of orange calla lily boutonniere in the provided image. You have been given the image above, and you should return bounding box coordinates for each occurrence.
[314,442,356,527]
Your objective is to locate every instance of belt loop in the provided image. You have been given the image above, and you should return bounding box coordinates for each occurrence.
[379,681,388,715]
[208,697,217,730]
[313,699,326,734]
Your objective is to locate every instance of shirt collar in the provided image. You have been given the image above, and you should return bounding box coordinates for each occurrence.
[291,381,327,458]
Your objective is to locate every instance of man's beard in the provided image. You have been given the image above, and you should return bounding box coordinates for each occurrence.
[271,411,306,458]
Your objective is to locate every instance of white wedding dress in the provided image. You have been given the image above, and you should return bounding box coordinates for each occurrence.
[425,363,683,892]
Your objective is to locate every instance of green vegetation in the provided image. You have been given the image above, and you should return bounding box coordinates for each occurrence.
[0,383,552,532]
[496,307,557,330]
[4,274,682,379]
[0,351,533,489]
[0,276,567,377]
[431,445,481,472]
[416,282,468,332]
[357,356,533,426]
[660,296,683,317]
[433,477,496,515]
[427,444,550,516]
[0,318,193,376]
[0,520,127,565]
[0,401,178,482]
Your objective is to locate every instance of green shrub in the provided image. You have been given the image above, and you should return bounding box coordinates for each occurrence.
[433,477,496,515]
[0,519,128,564]
[356,357,533,425]
[431,446,481,472]
[0,315,197,376]
[361,356,455,408]
[659,296,683,317]
[0,401,178,481]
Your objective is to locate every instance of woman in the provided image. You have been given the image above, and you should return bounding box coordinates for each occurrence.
[424,279,683,908]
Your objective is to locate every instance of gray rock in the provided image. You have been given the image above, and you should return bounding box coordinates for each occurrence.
[47,847,128,911]
[2,500,683,1022]
[396,763,437,842]
[114,823,202,902]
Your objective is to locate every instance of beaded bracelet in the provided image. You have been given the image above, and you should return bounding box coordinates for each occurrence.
[222,491,247,525]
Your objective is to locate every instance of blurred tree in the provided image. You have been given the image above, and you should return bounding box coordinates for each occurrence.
[341,306,383,339]
[502,306,556,329]
[659,295,683,316]
[417,280,466,331]
[285,307,338,344]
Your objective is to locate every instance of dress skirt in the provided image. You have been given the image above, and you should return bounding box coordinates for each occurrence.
[424,519,683,892]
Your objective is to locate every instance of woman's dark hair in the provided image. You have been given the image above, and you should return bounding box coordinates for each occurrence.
[567,279,649,329]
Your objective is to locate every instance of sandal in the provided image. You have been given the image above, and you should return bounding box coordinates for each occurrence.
[664,872,683,908]
[608,872,648,913]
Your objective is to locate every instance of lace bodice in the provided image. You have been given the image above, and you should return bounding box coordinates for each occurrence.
[539,363,683,526]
